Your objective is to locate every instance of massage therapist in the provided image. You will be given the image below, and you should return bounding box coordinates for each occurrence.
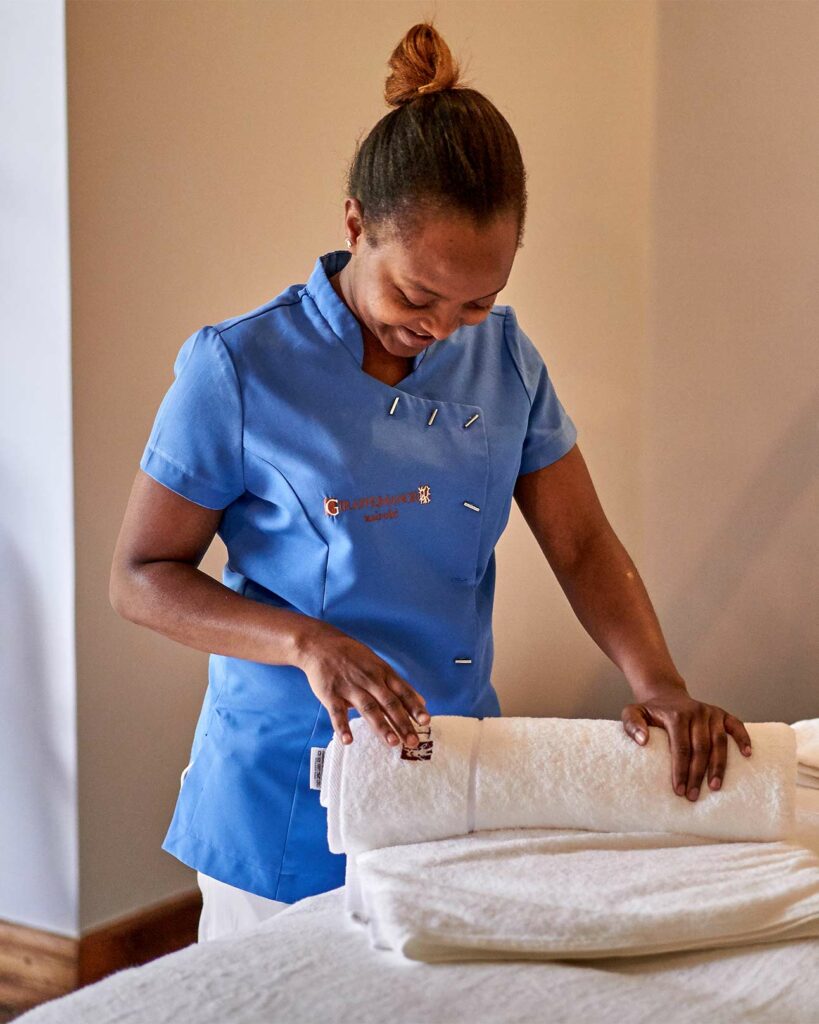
[109,20,753,939]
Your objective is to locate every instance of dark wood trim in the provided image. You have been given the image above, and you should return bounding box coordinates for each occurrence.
[0,889,200,1014]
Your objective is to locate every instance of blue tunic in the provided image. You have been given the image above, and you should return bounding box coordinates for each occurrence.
[139,248,577,903]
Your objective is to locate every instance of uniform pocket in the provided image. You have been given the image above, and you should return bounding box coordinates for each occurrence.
[170,690,228,831]
[186,701,319,875]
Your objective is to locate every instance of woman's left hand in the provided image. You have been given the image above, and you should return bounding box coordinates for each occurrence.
[621,682,753,800]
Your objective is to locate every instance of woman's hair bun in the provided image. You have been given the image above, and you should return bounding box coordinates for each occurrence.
[385,21,462,107]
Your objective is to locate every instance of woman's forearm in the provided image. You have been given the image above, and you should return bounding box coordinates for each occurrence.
[111,561,325,668]
[550,527,687,700]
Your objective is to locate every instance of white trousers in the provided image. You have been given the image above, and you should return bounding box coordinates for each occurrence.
[179,762,291,942]
[196,870,291,942]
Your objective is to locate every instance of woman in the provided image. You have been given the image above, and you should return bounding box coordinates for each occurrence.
[110,21,753,943]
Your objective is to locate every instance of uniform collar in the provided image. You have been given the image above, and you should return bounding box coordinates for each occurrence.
[304,249,428,372]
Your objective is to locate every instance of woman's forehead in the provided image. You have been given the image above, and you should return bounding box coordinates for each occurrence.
[380,218,517,298]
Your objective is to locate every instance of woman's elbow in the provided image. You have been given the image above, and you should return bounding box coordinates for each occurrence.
[109,560,144,623]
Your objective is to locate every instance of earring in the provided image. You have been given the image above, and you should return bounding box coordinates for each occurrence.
[345,238,352,248]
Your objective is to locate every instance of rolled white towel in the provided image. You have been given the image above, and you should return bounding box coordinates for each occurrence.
[319,716,797,858]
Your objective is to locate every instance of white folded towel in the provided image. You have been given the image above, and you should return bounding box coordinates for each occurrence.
[791,719,819,767]
[353,799,819,962]
[319,716,797,858]
[791,719,819,789]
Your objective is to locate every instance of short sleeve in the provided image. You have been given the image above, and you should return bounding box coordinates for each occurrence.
[504,307,578,476]
[139,324,245,509]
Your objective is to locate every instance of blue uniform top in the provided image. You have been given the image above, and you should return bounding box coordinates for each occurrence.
[139,248,577,902]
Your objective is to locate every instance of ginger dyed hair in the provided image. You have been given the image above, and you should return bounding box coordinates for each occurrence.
[344,19,528,249]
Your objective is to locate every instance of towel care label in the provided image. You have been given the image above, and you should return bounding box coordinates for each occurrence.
[309,747,326,790]
[401,722,433,761]
[310,722,434,791]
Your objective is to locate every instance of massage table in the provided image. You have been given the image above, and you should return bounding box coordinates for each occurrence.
[16,784,819,1024]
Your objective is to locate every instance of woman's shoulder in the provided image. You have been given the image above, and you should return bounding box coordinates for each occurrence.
[212,281,307,339]
[200,280,315,375]
[451,303,528,380]
[494,303,560,396]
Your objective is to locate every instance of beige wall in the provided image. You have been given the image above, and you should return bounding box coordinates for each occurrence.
[64,0,816,932]
[641,0,818,720]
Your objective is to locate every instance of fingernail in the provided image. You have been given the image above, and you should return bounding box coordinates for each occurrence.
[387,734,398,744]
[743,745,752,755]
[688,787,699,800]
[676,783,686,796]
[343,733,352,744]
[634,729,646,743]
[417,711,430,722]
[710,777,721,790]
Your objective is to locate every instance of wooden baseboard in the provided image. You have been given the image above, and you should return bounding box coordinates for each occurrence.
[0,889,201,1014]
[0,921,75,1013]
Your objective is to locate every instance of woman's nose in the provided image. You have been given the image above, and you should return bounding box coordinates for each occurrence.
[423,316,463,340]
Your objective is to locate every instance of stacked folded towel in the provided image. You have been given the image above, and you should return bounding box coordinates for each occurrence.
[318,715,819,962]
[792,718,819,789]
[353,809,819,962]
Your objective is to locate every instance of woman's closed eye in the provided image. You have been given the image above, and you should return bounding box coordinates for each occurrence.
[395,288,493,312]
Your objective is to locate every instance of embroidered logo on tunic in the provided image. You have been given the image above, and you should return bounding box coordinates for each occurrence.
[323,485,431,523]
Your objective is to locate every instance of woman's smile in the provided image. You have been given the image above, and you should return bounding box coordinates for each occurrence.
[396,324,435,348]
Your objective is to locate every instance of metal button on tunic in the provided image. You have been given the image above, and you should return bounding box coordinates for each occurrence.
[140,249,577,903]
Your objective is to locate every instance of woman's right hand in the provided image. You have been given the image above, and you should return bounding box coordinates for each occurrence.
[293,623,430,749]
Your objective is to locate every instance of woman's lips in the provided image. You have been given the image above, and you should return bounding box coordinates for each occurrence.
[399,325,433,345]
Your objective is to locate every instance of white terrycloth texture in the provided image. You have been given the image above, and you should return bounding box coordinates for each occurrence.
[320,715,481,855]
[344,722,814,963]
[15,789,819,1024]
[324,715,802,956]
[320,716,797,856]
[353,825,819,962]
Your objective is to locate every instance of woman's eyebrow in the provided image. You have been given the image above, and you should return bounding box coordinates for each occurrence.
[402,277,508,301]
